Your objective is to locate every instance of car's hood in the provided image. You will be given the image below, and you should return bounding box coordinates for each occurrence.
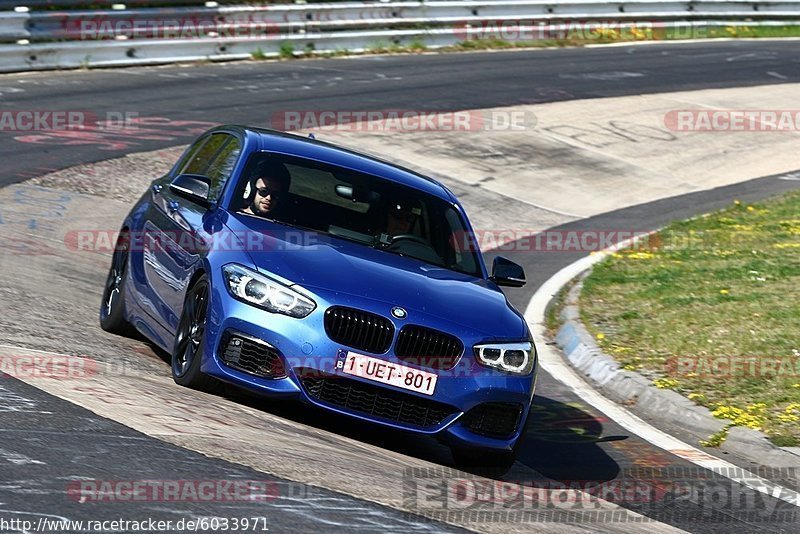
[224,214,526,338]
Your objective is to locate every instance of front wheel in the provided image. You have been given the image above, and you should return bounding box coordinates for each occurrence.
[172,275,216,390]
[100,231,136,337]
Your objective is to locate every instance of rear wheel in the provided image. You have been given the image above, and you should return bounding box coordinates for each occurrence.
[99,231,136,336]
[172,275,216,390]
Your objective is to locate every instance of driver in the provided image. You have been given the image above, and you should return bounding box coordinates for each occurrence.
[385,200,420,236]
[240,161,291,218]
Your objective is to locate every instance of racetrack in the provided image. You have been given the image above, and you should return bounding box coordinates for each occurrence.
[2,41,800,533]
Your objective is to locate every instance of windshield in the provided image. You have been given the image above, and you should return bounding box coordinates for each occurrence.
[231,152,482,277]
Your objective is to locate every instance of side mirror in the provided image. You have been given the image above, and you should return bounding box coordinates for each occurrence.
[489,256,526,287]
[170,174,211,208]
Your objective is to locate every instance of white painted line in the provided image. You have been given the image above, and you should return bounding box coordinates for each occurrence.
[0,448,45,465]
[525,236,800,509]
[767,71,789,80]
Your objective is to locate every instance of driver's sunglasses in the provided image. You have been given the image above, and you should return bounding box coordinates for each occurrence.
[255,187,283,198]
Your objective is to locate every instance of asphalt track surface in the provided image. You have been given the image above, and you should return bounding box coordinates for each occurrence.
[1,40,800,533]
[1,39,800,187]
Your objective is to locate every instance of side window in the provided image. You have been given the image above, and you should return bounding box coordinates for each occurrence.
[173,137,209,176]
[181,134,227,176]
[178,133,241,201]
[443,207,478,275]
[205,137,241,200]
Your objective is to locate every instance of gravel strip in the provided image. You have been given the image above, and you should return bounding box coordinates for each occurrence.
[28,146,185,202]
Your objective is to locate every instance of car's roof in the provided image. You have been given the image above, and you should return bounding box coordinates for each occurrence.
[230,125,454,202]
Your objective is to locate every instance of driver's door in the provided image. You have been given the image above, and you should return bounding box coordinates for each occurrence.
[136,133,241,331]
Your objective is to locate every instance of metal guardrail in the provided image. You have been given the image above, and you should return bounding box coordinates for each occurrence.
[1,1,800,72]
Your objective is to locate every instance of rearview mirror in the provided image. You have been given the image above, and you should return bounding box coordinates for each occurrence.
[170,174,211,208]
[335,184,380,204]
[489,256,526,287]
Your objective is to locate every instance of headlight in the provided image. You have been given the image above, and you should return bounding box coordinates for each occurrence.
[474,341,536,374]
[222,264,316,318]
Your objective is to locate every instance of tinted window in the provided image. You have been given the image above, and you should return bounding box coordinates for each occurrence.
[179,133,240,200]
[173,137,208,176]
[205,137,241,200]
[180,134,226,175]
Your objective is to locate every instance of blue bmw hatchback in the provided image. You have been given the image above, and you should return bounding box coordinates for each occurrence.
[100,125,537,470]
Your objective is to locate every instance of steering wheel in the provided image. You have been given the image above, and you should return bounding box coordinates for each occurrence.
[388,234,430,247]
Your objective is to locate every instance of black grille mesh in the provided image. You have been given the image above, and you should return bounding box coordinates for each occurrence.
[324,306,394,354]
[395,325,463,370]
[462,402,523,438]
[300,370,456,428]
[220,331,285,378]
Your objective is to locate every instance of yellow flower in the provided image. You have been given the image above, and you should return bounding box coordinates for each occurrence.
[596,333,606,340]
[719,289,729,295]
[746,206,755,212]
[711,405,765,430]
[653,378,679,389]
[734,200,741,206]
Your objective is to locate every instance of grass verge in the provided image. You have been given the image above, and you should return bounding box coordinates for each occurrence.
[580,192,800,447]
[249,24,800,63]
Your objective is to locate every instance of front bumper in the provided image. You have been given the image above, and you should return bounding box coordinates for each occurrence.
[202,281,537,452]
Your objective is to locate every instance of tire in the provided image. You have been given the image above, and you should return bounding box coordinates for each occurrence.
[171,275,216,391]
[99,231,136,337]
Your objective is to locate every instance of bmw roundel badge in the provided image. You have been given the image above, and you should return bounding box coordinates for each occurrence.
[391,306,407,319]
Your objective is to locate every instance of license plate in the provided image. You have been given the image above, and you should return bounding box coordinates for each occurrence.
[340,351,437,396]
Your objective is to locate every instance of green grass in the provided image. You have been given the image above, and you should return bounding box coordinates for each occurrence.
[251,47,268,61]
[278,42,295,60]
[580,192,800,446]
[443,25,800,53]
[247,25,800,63]
[693,25,800,39]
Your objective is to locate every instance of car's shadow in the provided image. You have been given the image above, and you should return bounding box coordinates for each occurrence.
[150,343,620,483]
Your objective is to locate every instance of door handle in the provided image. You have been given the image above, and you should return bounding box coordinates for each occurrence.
[168,200,180,213]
